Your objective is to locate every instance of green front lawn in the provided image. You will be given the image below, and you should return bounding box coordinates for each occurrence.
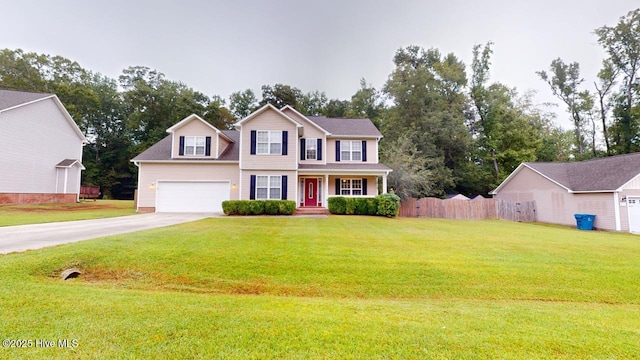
[1,217,639,359]
[0,200,136,226]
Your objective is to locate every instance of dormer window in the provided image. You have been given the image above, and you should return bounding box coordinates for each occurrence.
[178,136,211,157]
[185,136,205,155]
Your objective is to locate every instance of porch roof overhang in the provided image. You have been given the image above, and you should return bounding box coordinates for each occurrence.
[298,163,392,176]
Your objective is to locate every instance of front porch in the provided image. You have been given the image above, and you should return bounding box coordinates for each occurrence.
[296,173,389,209]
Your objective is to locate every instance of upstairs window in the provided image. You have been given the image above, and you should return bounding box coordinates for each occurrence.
[306,138,317,160]
[256,130,283,155]
[184,136,206,156]
[179,136,210,156]
[340,140,362,161]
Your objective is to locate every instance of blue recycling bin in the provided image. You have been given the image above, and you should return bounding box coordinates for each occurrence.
[574,214,596,230]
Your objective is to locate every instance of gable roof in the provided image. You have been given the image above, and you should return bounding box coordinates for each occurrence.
[280,106,331,135]
[0,89,52,111]
[306,116,382,138]
[166,114,233,142]
[491,152,640,194]
[0,89,88,143]
[132,130,240,162]
[234,103,302,128]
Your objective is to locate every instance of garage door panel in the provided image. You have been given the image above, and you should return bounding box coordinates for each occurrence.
[156,181,229,212]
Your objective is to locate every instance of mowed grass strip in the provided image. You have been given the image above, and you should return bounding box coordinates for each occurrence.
[1,217,639,359]
[0,200,136,226]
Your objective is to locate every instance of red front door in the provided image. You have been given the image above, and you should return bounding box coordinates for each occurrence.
[304,178,318,207]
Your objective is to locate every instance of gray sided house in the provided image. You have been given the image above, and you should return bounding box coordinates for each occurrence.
[0,89,88,204]
[490,153,640,233]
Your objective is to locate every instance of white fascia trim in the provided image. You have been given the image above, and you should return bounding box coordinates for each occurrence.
[130,160,239,164]
[490,163,573,195]
[615,172,640,192]
[614,192,622,231]
[568,190,614,194]
[233,103,303,128]
[298,170,391,176]
[280,105,331,135]
[329,135,382,139]
[0,95,55,114]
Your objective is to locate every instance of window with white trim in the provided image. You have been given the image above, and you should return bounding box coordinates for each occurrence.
[340,141,362,161]
[257,130,282,155]
[306,138,317,160]
[256,175,281,199]
[185,136,206,156]
[340,178,362,196]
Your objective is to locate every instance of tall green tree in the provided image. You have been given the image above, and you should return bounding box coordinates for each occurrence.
[349,78,384,122]
[382,46,471,197]
[259,83,303,109]
[300,90,328,116]
[119,66,222,151]
[537,58,594,157]
[593,59,619,155]
[229,89,258,119]
[595,8,640,154]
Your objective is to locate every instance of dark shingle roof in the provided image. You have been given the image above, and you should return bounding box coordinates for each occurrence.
[0,89,52,111]
[306,116,382,137]
[525,152,640,191]
[132,130,239,162]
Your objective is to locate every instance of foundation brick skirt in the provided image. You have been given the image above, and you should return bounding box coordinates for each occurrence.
[0,193,77,205]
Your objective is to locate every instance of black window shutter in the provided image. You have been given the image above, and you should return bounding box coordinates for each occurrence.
[179,136,185,156]
[317,139,322,161]
[362,141,367,162]
[300,138,306,161]
[362,179,368,195]
[282,175,288,200]
[205,136,212,156]
[282,131,288,155]
[335,178,340,195]
[335,141,341,162]
[250,131,257,155]
[250,175,256,200]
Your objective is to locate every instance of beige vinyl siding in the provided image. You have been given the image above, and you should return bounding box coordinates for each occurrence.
[494,166,616,230]
[240,108,298,170]
[218,136,231,157]
[240,170,297,202]
[171,120,219,159]
[137,163,239,209]
[281,108,327,165]
[326,138,378,164]
[0,98,84,194]
[328,175,378,197]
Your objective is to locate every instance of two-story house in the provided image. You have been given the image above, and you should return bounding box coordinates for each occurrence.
[132,103,391,213]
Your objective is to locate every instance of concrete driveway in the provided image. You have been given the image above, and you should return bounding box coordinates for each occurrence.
[0,213,218,254]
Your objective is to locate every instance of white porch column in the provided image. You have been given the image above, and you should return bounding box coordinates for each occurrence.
[324,174,329,208]
[382,174,388,194]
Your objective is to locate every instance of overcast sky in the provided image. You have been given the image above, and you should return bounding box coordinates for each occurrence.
[1,0,638,128]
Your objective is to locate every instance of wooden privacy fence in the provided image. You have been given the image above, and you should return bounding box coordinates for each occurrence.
[399,197,536,222]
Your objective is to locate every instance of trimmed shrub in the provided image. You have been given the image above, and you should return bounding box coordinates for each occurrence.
[222,200,295,216]
[376,192,401,218]
[328,197,347,215]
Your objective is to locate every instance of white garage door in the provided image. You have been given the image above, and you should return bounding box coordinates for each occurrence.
[156,181,229,212]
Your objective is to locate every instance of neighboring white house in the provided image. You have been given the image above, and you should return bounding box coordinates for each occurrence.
[0,89,88,204]
[490,153,640,233]
[132,104,392,213]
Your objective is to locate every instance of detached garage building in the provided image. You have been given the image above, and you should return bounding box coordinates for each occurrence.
[490,153,640,233]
